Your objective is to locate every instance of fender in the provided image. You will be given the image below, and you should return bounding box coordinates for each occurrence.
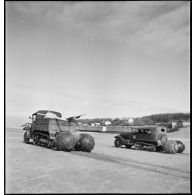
[114,135,127,143]
[114,135,123,140]
[114,135,133,145]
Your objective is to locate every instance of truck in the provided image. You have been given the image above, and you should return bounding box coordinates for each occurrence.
[23,110,95,152]
[114,125,185,154]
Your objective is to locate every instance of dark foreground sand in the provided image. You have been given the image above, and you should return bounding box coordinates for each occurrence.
[6,127,190,193]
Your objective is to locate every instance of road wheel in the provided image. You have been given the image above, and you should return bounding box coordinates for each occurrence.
[156,146,163,152]
[125,145,132,149]
[24,132,29,144]
[47,140,54,149]
[163,140,178,154]
[134,143,142,150]
[147,145,155,152]
[114,139,122,147]
[175,140,185,153]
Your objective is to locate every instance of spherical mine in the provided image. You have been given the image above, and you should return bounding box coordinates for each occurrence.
[74,133,95,152]
[55,132,77,152]
[163,140,178,154]
[175,140,185,153]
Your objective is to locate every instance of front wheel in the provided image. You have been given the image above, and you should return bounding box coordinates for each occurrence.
[114,139,122,147]
[24,132,30,144]
[33,133,40,145]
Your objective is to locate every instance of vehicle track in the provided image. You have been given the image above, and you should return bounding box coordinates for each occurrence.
[20,138,190,180]
[22,142,190,180]
[72,151,190,179]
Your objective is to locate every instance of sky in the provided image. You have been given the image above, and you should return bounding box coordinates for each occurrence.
[6,1,190,127]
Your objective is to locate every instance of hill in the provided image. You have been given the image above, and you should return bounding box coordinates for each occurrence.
[77,112,190,126]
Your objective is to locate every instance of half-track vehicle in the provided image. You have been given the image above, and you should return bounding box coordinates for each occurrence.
[114,125,185,154]
[23,110,95,152]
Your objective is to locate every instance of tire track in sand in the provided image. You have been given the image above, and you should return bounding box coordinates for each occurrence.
[72,151,190,179]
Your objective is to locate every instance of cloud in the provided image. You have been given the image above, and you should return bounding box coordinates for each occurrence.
[9,1,190,52]
[134,3,190,52]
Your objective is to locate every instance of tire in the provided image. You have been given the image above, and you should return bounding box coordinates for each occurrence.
[24,132,30,144]
[114,139,122,147]
[163,140,178,154]
[125,145,132,149]
[175,140,185,153]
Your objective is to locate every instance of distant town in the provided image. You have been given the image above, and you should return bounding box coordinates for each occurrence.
[76,112,190,131]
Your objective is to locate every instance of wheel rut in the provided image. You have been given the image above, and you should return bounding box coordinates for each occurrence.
[71,151,190,179]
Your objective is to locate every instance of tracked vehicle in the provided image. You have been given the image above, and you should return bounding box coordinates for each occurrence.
[23,110,95,152]
[114,125,185,154]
